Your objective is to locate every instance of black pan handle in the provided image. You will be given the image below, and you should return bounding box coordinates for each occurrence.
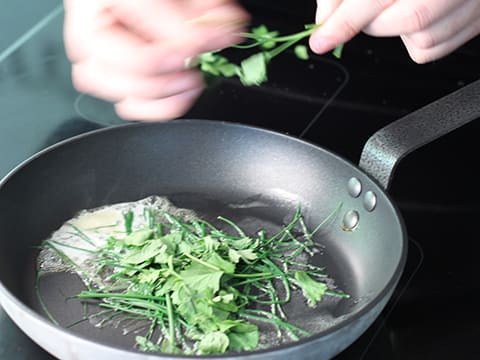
[359,78,480,190]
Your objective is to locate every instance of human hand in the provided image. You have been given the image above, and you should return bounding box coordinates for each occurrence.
[309,0,480,63]
[63,0,249,121]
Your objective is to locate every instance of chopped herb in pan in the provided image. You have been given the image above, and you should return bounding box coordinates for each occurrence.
[36,196,349,355]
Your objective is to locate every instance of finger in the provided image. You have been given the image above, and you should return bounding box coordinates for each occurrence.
[401,18,480,63]
[309,0,396,54]
[63,2,115,62]
[404,0,480,50]
[109,0,249,42]
[188,0,240,14]
[72,60,204,102]
[186,0,250,30]
[114,88,204,121]
[314,0,343,24]
[86,24,201,75]
[66,0,249,75]
[364,0,468,37]
[106,0,193,40]
[86,16,247,76]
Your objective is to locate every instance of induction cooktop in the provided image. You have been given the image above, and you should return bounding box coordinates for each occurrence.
[1,1,479,359]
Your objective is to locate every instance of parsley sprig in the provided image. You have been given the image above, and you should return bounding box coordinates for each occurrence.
[39,204,348,355]
[195,24,344,86]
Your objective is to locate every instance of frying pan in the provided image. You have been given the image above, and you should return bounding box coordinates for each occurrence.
[0,78,478,360]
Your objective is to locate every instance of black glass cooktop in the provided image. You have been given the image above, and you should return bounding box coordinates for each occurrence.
[1,1,479,359]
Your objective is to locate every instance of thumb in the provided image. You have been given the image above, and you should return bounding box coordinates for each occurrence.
[315,0,343,24]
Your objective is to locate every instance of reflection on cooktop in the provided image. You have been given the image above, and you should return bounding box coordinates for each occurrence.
[185,54,349,136]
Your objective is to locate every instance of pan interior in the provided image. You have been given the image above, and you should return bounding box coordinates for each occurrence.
[27,193,357,352]
[0,121,405,355]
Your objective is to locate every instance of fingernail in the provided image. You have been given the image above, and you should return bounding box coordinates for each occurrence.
[309,36,336,54]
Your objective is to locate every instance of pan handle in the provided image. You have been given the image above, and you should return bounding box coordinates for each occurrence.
[359,78,480,190]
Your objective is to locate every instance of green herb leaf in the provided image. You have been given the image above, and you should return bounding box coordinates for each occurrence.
[122,239,165,264]
[137,268,162,284]
[239,53,268,86]
[123,227,153,246]
[211,292,238,313]
[228,248,258,263]
[229,237,254,250]
[180,262,224,293]
[217,63,239,77]
[251,24,279,49]
[198,53,239,78]
[147,234,180,265]
[205,252,235,274]
[212,292,235,304]
[197,331,230,355]
[153,250,170,264]
[227,323,259,351]
[294,271,328,307]
[332,44,344,59]
[294,45,309,60]
[202,235,220,252]
[135,336,162,352]
[160,339,182,354]
[167,279,190,304]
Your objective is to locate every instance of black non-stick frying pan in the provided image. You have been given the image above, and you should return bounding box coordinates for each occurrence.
[0,79,479,360]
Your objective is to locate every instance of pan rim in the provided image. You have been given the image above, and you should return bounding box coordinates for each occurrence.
[0,118,408,358]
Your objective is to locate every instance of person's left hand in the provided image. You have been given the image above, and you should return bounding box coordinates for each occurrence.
[64,0,249,121]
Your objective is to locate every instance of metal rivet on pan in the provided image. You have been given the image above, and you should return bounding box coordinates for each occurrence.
[347,177,362,198]
[363,191,377,212]
[342,210,359,231]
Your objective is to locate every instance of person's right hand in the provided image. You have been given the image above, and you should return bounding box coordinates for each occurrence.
[63,0,249,121]
[310,0,480,64]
